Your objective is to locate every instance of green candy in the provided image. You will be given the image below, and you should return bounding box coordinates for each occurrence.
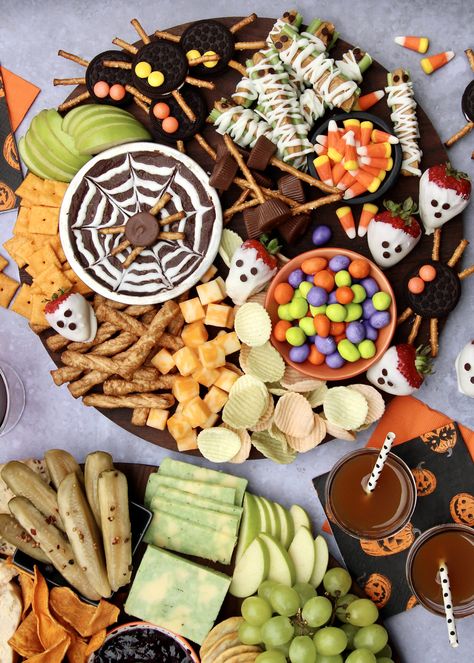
[299,316,316,336]
[338,339,361,362]
[289,298,309,319]
[372,291,392,311]
[294,289,304,299]
[351,284,367,304]
[310,304,327,316]
[278,304,293,321]
[286,326,307,347]
[345,303,363,322]
[358,339,376,359]
[298,281,313,298]
[335,270,351,287]
[326,303,346,322]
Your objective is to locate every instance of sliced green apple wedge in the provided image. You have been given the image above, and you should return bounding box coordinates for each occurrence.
[71,109,138,142]
[261,498,281,541]
[274,502,294,549]
[44,110,89,167]
[22,132,73,182]
[259,533,296,586]
[75,120,151,155]
[254,495,271,535]
[18,136,51,180]
[62,104,131,136]
[290,504,312,535]
[229,536,269,598]
[310,534,329,589]
[288,526,316,583]
[29,121,77,178]
[235,493,261,563]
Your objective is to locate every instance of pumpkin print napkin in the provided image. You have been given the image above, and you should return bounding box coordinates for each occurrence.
[0,66,23,213]
[313,421,474,618]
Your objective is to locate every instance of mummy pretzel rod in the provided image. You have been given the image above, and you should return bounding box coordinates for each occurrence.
[444,49,474,153]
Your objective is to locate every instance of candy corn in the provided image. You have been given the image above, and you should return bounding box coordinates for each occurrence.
[344,181,367,200]
[314,143,328,156]
[357,142,392,158]
[359,155,393,170]
[352,168,381,193]
[343,131,358,171]
[336,170,356,192]
[360,121,373,147]
[336,206,356,239]
[354,90,384,111]
[358,203,378,237]
[343,118,361,144]
[371,129,399,144]
[315,134,328,146]
[313,155,334,187]
[359,162,386,180]
[421,50,455,74]
[331,161,346,186]
[394,36,429,54]
[327,119,345,162]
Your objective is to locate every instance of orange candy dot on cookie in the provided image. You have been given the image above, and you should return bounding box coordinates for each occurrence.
[419,264,437,281]
[162,116,179,133]
[93,81,110,98]
[408,276,425,294]
[153,103,171,120]
[109,84,126,101]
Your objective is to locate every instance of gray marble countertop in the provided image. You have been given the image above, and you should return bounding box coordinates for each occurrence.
[1,1,473,661]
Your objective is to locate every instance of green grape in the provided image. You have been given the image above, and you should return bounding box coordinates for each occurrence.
[258,580,280,603]
[270,585,301,616]
[289,635,317,663]
[261,616,294,647]
[345,648,377,663]
[238,621,262,645]
[353,624,388,654]
[256,651,287,663]
[376,659,394,663]
[335,593,358,622]
[323,568,352,597]
[242,596,273,626]
[315,656,343,663]
[302,596,333,627]
[293,582,317,607]
[376,644,392,658]
[340,623,360,649]
[313,626,348,656]
[346,599,379,627]
[272,640,292,657]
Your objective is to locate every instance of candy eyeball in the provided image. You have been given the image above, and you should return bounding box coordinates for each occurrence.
[455,341,474,398]
[93,81,110,98]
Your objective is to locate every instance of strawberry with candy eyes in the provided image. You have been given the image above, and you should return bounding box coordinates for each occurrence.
[367,343,432,396]
[419,162,471,235]
[225,236,278,306]
[44,290,97,342]
[367,197,421,269]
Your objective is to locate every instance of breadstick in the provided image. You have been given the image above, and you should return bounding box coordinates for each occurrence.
[90,332,137,357]
[132,367,161,381]
[126,304,156,316]
[61,350,133,380]
[103,375,175,396]
[67,322,118,352]
[82,393,175,409]
[68,370,108,398]
[51,366,83,386]
[131,408,149,426]
[93,294,126,310]
[444,121,474,148]
[46,334,71,353]
[157,332,184,352]
[96,304,148,337]
[167,310,185,336]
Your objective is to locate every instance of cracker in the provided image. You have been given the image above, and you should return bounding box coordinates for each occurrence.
[197,427,242,462]
[281,365,326,393]
[247,290,268,306]
[3,236,30,267]
[305,383,329,408]
[323,386,368,430]
[249,393,274,432]
[251,427,297,464]
[16,173,68,207]
[48,236,67,263]
[28,244,62,275]
[28,206,60,235]
[218,229,243,268]
[0,254,8,271]
[35,264,72,298]
[0,273,19,308]
[12,206,30,236]
[247,342,286,383]
[201,618,244,658]
[286,413,327,452]
[349,383,386,429]
[321,415,357,441]
[30,294,49,327]
[234,302,271,347]
[273,392,314,437]
[10,283,34,319]
[64,269,93,295]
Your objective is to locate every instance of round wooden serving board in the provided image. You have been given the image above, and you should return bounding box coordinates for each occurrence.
[25,16,464,454]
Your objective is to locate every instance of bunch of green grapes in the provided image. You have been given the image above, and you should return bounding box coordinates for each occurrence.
[238,567,394,663]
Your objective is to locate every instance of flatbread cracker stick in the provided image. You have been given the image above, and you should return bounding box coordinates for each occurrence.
[51,366,83,386]
[229,14,257,34]
[432,228,442,260]
[96,305,148,337]
[167,309,185,336]
[158,211,185,227]
[61,350,133,380]
[407,314,422,344]
[57,50,89,67]
[131,408,149,426]
[465,48,474,72]
[444,121,474,147]
[159,332,184,352]
[58,91,91,112]
[430,318,439,357]
[83,393,175,409]
[131,18,151,44]
[185,76,215,89]
[93,294,127,310]
[112,37,138,54]
[68,370,108,398]
[290,193,342,214]
[397,307,413,325]
[91,331,137,357]
[46,334,72,353]
[53,77,86,86]
[154,30,180,43]
[126,304,156,316]
[224,134,265,203]
[103,375,175,395]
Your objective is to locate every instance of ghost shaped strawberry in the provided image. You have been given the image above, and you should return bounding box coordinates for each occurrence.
[44,290,97,342]
[225,238,278,306]
[367,198,421,269]
[367,343,432,396]
[419,163,471,235]
[455,340,474,398]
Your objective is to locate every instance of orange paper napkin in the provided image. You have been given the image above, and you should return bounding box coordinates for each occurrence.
[1,67,40,132]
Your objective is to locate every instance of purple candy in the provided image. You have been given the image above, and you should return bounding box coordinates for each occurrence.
[360,277,379,297]
[363,321,379,341]
[289,343,310,363]
[307,334,317,343]
[370,310,391,329]
[362,299,377,319]
[315,335,336,355]
[312,224,332,247]
[326,351,345,369]
[346,321,365,344]
[306,274,315,282]
[307,286,328,307]
[328,291,338,304]
[288,268,305,289]
[328,254,351,272]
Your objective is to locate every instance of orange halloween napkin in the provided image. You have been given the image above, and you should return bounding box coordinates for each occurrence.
[1,67,40,132]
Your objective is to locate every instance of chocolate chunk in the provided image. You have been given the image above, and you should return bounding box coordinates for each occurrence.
[125,212,159,247]
[278,174,306,203]
[257,199,291,233]
[251,170,273,188]
[278,214,311,243]
[247,135,277,170]
[243,207,260,239]
[209,154,238,190]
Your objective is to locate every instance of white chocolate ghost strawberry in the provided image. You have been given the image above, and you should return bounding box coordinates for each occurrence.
[367,198,421,269]
[419,163,471,235]
[366,343,432,396]
[455,341,474,398]
[225,239,278,306]
[44,291,97,342]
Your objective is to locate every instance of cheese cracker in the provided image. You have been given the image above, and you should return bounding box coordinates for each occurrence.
[16,173,68,207]
[28,205,59,235]
[0,254,8,271]
[0,272,20,308]
[28,244,62,275]
[30,294,49,327]
[35,263,72,297]
[12,206,30,236]
[10,283,34,319]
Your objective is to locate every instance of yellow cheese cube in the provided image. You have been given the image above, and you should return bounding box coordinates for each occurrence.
[181,320,209,348]
[204,303,233,328]
[198,341,226,369]
[179,297,205,323]
[146,408,170,430]
[226,306,237,329]
[182,397,211,428]
[167,413,193,441]
[196,278,225,306]
[202,412,219,429]
[173,346,200,376]
[204,386,228,414]
[215,367,239,392]
[192,366,220,388]
[151,348,175,375]
[172,376,200,403]
[176,429,198,452]
[200,264,218,283]
[215,331,241,356]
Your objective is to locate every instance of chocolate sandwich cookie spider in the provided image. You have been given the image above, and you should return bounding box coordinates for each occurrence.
[444,49,474,156]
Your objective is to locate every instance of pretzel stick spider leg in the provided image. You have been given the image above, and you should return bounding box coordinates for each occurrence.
[407,314,422,345]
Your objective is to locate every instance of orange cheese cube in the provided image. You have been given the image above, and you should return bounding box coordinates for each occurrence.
[172,376,200,403]
[146,408,170,430]
[193,366,220,388]
[204,386,228,414]
[198,341,226,369]
[151,348,175,375]
[200,264,218,283]
[215,331,241,356]
[196,278,225,306]
[179,297,205,323]
[215,367,239,392]
[167,413,193,441]
[202,412,219,429]
[204,303,233,328]
[181,320,209,348]
[182,396,211,428]
[226,306,237,329]
[176,429,198,451]
[173,346,200,376]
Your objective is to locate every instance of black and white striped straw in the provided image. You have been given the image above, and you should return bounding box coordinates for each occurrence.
[439,563,459,648]
[365,431,396,493]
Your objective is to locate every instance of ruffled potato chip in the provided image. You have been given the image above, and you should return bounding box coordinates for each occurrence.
[247,290,268,307]
[222,375,268,428]
[197,428,242,463]
[273,392,314,438]
[249,394,274,432]
[349,384,385,429]
[323,386,368,430]
[238,344,251,374]
[251,429,297,465]
[280,366,326,393]
[321,415,357,441]
[218,229,243,267]
[305,384,329,408]
[286,414,327,452]
[247,343,286,383]
[234,303,271,347]
[222,425,252,464]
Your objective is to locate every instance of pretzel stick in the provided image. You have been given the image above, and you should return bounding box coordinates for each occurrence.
[66,323,118,353]
[61,350,134,380]
[234,41,266,50]
[194,133,217,160]
[133,97,150,113]
[167,310,185,336]
[444,122,474,147]
[171,90,196,122]
[150,192,171,215]
[58,91,91,112]
[131,18,151,44]
[466,48,474,72]
[93,294,126,310]
[154,30,180,43]
[228,60,247,76]
[159,231,185,240]
[185,76,214,89]
[224,134,264,203]
[112,37,138,54]
[123,246,144,269]
[100,225,126,235]
[397,307,413,325]
[430,318,439,357]
[189,54,220,66]
[233,177,298,207]
[91,332,137,357]
[53,77,86,86]
[126,304,156,316]
[46,334,72,353]
[58,50,89,66]
[291,193,342,215]
[224,188,250,222]
[224,198,259,219]
[407,315,422,345]
[51,366,83,386]
[141,310,157,326]
[83,393,175,409]
[459,264,474,280]
[102,60,132,70]
[111,239,130,257]
[124,84,151,104]
[448,239,469,267]
[103,375,175,395]
[432,228,442,260]
[133,367,161,381]
[131,408,149,426]
[96,305,148,336]
[159,211,186,226]
[68,370,108,398]
[270,156,340,194]
[158,332,184,352]
[177,140,185,154]
[229,14,257,34]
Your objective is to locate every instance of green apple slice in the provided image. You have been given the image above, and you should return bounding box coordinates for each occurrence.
[259,533,296,586]
[75,120,151,155]
[235,493,261,563]
[18,136,52,180]
[254,495,271,535]
[22,132,73,182]
[44,109,90,166]
[62,104,131,136]
[261,498,281,541]
[70,109,139,143]
[290,504,312,535]
[274,503,294,549]
[229,536,269,598]
[288,526,316,584]
[310,535,329,589]
[29,119,78,177]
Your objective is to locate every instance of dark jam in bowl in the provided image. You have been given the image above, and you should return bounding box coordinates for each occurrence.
[93,626,195,663]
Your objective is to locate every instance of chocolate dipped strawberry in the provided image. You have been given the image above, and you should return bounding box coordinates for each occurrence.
[366,343,432,396]
[44,290,97,342]
[419,162,471,235]
[225,237,278,306]
[367,198,421,269]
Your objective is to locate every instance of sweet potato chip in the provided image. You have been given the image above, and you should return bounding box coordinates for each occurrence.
[27,636,71,663]
[32,567,69,650]
[85,628,107,656]
[49,587,119,638]
[8,610,43,658]
[19,571,35,618]
[66,631,89,663]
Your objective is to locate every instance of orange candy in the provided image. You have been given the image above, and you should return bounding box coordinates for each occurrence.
[334,333,346,343]
[349,259,370,279]
[314,313,330,337]
[329,321,346,336]
[274,282,294,305]
[274,319,292,342]
[162,116,179,133]
[153,102,171,120]
[93,81,110,98]
[408,276,425,294]
[419,264,436,281]
[308,345,326,365]
[336,286,354,304]
[301,256,328,275]
[313,269,335,292]
[109,84,126,101]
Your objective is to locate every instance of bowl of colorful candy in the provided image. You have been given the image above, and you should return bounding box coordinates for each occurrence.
[265,248,397,380]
